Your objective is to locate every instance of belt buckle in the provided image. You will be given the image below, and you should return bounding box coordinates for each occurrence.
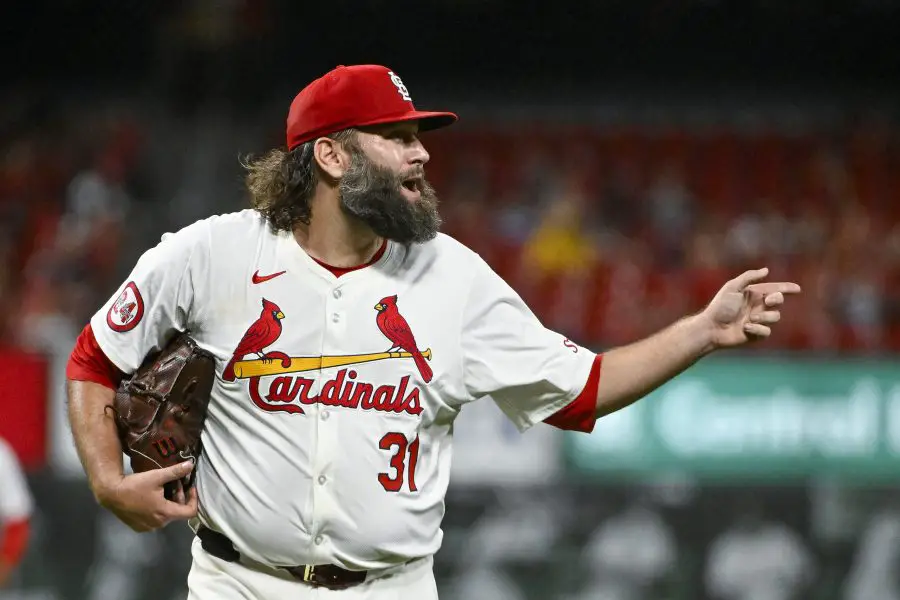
[302,565,317,585]
[295,563,361,591]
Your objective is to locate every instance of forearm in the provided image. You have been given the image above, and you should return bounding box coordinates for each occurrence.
[66,379,124,499]
[595,313,715,417]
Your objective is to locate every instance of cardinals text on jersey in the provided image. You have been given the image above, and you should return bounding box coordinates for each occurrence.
[106,281,144,332]
[226,294,432,417]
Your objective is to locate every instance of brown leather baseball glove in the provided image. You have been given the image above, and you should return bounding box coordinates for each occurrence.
[110,332,215,500]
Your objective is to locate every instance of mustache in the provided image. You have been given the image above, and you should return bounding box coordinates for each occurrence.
[402,167,425,180]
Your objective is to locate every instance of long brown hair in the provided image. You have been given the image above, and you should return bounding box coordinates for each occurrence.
[242,129,357,232]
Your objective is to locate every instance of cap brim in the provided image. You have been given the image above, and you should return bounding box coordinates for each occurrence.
[355,110,458,133]
[415,111,459,132]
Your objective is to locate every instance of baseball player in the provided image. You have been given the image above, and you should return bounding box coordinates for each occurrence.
[65,64,800,598]
[0,436,33,588]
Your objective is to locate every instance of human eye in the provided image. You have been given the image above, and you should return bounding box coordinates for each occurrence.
[384,128,417,144]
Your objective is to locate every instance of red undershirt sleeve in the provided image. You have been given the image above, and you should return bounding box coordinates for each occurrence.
[66,323,125,390]
[543,354,603,433]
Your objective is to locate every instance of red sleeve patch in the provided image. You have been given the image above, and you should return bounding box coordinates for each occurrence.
[106,281,144,332]
[543,354,603,433]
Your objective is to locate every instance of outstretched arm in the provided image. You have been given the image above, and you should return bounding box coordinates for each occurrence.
[594,267,801,417]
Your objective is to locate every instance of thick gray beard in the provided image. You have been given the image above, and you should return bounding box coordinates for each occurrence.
[338,151,441,245]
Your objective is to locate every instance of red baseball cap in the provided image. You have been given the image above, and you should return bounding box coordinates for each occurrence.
[286,64,458,150]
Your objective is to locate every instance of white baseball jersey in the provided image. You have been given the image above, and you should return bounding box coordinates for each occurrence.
[90,209,597,571]
[0,438,33,523]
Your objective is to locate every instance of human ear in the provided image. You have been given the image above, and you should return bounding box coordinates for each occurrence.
[313,137,350,180]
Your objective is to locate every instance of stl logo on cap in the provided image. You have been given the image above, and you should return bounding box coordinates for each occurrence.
[388,71,412,102]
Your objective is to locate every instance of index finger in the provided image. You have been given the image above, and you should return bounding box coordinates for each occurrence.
[150,461,195,486]
[746,282,802,295]
[726,267,770,292]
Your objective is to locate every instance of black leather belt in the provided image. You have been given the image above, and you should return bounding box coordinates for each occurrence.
[196,526,367,590]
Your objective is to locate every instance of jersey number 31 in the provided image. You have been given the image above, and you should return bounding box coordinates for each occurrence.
[378,432,419,493]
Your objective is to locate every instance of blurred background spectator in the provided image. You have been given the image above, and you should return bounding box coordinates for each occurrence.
[2,0,899,598]
[842,491,900,600]
[0,436,33,589]
[575,492,677,600]
[704,497,815,600]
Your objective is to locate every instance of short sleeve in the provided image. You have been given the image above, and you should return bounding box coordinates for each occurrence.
[0,440,33,521]
[461,257,597,432]
[89,221,210,373]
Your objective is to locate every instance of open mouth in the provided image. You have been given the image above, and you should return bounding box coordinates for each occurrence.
[401,177,422,193]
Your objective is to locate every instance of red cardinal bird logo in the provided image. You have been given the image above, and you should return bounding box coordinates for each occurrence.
[374,295,433,383]
[223,299,290,381]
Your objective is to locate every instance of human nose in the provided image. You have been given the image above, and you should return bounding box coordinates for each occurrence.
[409,139,430,166]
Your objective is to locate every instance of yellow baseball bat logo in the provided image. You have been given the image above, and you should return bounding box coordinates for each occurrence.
[233,349,432,379]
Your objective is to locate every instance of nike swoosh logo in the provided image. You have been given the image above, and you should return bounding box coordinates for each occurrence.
[252,270,286,284]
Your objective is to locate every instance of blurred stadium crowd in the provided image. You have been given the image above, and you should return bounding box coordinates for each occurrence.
[433,120,900,353]
[3,106,900,356]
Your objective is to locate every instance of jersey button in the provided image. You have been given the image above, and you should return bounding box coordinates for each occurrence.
[318,475,327,485]
[314,535,324,545]
[321,410,330,421]
[333,289,342,299]
[332,313,340,323]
